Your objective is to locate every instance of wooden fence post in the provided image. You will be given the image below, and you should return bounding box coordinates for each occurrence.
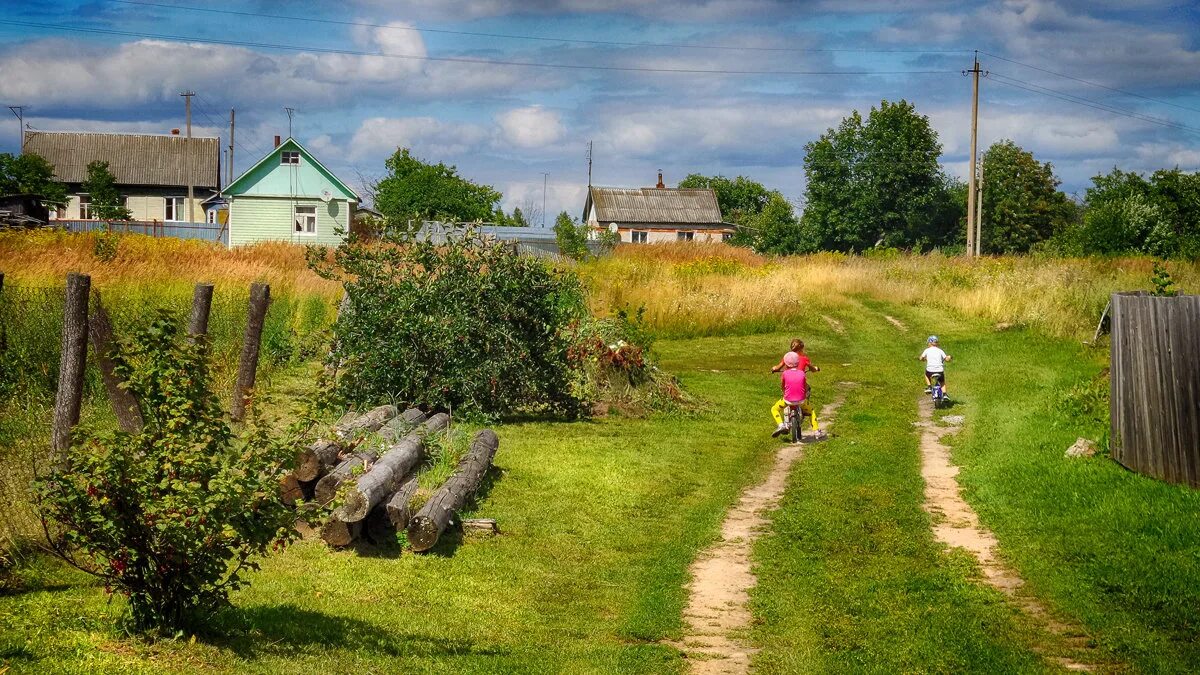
[230,282,269,421]
[51,272,90,457]
[88,291,143,433]
[188,282,215,338]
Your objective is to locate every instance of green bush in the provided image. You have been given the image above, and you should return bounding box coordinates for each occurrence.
[34,314,296,632]
[310,231,588,419]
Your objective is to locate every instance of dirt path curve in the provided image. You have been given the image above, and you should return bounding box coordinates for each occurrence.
[917,397,1099,672]
[672,391,850,674]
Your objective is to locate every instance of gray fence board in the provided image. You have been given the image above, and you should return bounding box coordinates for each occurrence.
[1110,292,1200,487]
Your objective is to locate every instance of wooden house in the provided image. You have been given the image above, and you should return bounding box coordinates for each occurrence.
[582,172,733,243]
[223,137,359,247]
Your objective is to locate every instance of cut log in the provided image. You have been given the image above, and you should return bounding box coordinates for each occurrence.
[51,272,89,458]
[461,518,500,536]
[408,429,499,552]
[337,413,449,522]
[293,404,399,481]
[320,515,362,548]
[312,408,425,504]
[384,476,422,531]
[280,474,316,507]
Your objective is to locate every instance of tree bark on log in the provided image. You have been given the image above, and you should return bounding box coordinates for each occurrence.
[51,272,90,457]
[338,413,449,522]
[314,408,423,504]
[293,404,399,481]
[408,429,499,552]
[379,408,427,443]
[87,293,143,433]
[230,282,269,421]
[384,476,422,531]
[279,474,315,507]
[320,515,362,548]
[187,282,214,339]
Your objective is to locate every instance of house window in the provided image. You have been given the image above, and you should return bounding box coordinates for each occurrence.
[78,194,92,219]
[281,151,300,165]
[295,205,317,235]
[206,209,217,225]
[165,197,186,222]
[631,230,648,244]
[722,232,733,242]
[677,231,695,242]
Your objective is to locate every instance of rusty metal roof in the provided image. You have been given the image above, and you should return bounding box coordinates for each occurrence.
[23,131,220,188]
[586,186,723,225]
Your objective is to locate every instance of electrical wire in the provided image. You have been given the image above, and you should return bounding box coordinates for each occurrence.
[980,51,1200,116]
[989,73,1200,135]
[107,0,971,55]
[0,19,958,77]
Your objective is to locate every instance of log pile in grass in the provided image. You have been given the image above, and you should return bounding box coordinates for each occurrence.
[407,429,500,552]
[337,413,449,522]
[293,404,399,481]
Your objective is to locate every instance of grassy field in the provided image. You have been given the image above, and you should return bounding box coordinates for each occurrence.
[2,237,1199,672]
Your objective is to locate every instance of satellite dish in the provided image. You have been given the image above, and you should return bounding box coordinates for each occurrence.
[320,189,333,202]
[609,223,619,233]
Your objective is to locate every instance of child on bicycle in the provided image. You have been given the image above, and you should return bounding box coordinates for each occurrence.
[771,352,808,437]
[770,339,821,435]
[919,335,951,397]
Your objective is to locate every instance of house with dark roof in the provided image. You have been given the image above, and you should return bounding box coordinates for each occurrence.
[22,130,220,223]
[582,172,733,244]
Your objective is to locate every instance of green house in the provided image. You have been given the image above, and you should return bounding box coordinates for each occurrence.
[224,137,359,247]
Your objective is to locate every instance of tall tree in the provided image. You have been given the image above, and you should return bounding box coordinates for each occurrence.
[677,174,772,224]
[800,100,960,252]
[374,148,501,233]
[0,153,68,207]
[82,160,131,221]
[978,140,1074,253]
[553,211,590,260]
[748,192,803,255]
[1071,167,1200,257]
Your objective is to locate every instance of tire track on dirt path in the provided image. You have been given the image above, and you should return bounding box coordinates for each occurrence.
[916,397,1100,672]
[884,314,908,331]
[671,389,851,674]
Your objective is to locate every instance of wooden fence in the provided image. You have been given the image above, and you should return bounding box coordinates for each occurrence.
[1109,291,1200,487]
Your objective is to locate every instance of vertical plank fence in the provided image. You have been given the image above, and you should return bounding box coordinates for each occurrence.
[1110,291,1200,487]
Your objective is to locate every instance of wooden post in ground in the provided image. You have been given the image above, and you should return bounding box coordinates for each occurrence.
[87,292,142,433]
[230,282,269,421]
[188,282,214,338]
[51,272,90,457]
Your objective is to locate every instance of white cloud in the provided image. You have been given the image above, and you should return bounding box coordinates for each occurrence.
[348,116,490,160]
[495,105,566,148]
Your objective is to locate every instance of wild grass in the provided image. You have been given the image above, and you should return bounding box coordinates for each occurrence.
[579,243,1200,340]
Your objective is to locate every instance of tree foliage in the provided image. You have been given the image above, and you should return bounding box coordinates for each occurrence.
[0,152,67,206]
[35,315,295,632]
[1055,167,1200,257]
[678,173,779,249]
[979,140,1075,253]
[747,192,803,255]
[800,100,961,252]
[374,148,501,233]
[81,160,131,221]
[554,210,591,260]
[309,231,588,418]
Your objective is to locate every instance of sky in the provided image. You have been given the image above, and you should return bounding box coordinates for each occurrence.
[1,0,1198,221]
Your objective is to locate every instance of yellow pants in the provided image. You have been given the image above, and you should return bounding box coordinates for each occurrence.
[771,398,818,430]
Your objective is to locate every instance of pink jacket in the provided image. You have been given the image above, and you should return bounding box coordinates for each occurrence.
[781,369,807,402]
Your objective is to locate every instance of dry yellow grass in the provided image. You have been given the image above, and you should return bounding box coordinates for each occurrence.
[581,243,1200,339]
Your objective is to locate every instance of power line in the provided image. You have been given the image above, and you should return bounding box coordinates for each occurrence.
[989,72,1200,135]
[980,51,1200,116]
[194,93,267,157]
[0,19,958,77]
[109,0,971,56]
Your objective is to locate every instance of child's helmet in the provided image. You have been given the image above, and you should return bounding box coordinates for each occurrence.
[927,335,938,344]
[783,352,800,367]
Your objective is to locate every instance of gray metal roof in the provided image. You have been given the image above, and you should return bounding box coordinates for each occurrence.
[23,131,220,188]
[586,186,723,225]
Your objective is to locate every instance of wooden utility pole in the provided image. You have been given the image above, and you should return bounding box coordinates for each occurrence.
[975,158,984,255]
[587,140,593,187]
[180,91,196,224]
[541,172,549,227]
[228,108,235,186]
[965,53,982,257]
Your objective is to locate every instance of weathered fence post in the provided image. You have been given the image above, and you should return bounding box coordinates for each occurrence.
[188,282,215,338]
[88,292,143,433]
[1110,291,1200,487]
[51,272,90,456]
[230,282,269,421]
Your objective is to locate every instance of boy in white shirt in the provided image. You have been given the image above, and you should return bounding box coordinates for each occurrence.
[919,335,951,397]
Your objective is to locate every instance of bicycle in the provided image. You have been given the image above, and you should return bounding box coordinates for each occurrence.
[929,372,946,408]
[786,401,805,443]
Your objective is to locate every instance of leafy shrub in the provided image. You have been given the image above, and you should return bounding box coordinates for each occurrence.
[309,230,588,419]
[34,314,296,632]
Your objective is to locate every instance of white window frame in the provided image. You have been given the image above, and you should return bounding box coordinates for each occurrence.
[631,230,648,244]
[165,196,186,222]
[78,194,92,220]
[677,231,695,242]
[206,209,217,225]
[294,205,318,236]
[281,151,300,165]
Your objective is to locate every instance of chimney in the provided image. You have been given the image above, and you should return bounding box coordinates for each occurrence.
[274,135,281,148]
[656,170,664,189]
[170,128,180,135]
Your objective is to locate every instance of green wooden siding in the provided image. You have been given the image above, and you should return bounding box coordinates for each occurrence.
[229,196,349,248]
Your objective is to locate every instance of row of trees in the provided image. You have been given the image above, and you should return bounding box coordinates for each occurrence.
[0,153,131,220]
[683,99,1198,258]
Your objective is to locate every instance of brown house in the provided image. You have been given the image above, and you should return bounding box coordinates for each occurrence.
[582,172,733,243]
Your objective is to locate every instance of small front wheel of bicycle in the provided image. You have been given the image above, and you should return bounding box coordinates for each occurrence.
[789,407,803,443]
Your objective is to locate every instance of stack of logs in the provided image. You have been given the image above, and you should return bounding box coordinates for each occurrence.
[283,405,499,552]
